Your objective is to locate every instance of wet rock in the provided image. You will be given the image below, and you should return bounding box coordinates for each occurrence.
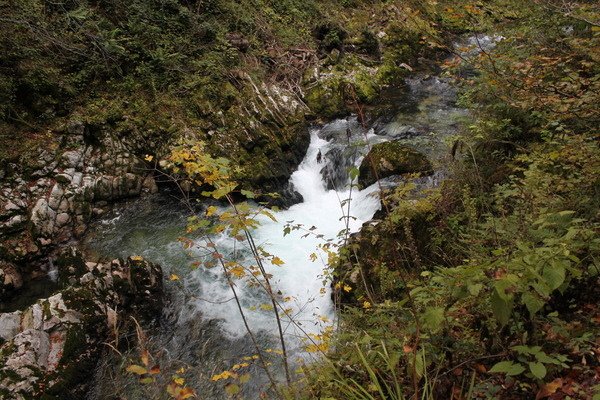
[142,175,159,194]
[1,129,162,269]
[0,261,23,300]
[375,122,420,138]
[358,141,433,187]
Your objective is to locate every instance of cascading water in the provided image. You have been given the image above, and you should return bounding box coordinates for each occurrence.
[175,122,384,345]
[85,119,388,399]
[85,36,482,395]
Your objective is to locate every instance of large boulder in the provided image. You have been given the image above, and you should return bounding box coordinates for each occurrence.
[0,249,163,399]
[358,141,432,187]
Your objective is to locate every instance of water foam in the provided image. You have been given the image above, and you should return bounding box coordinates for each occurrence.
[187,124,382,352]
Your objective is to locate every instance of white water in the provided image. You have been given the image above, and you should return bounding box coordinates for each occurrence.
[181,125,382,353]
[86,59,471,397]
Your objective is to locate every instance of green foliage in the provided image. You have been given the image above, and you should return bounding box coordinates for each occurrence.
[311,2,600,399]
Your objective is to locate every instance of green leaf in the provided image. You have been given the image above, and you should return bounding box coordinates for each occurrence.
[468,283,483,296]
[489,361,525,376]
[349,166,360,181]
[522,292,544,316]
[261,210,278,222]
[532,281,551,298]
[491,289,513,326]
[543,260,566,290]
[240,189,255,199]
[528,362,546,379]
[535,352,560,365]
[225,383,240,396]
[413,350,426,379]
[494,278,515,301]
[421,307,445,333]
[512,345,534,355]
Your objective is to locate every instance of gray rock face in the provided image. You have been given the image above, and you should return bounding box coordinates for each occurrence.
[0,312,22,341]
[0,130,159,281]
[0,249,163,399]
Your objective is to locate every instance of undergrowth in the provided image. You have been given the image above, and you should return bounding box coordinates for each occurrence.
[305,1,600,399]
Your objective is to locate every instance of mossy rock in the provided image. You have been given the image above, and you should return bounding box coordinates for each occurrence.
[334,196,439,306]
[305,81,348,120]
[358,141,433,187]
[55,248,88,288]
[353,70,380,103]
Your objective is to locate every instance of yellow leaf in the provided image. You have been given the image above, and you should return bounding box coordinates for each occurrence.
[166,382,178,396]
[260,210,278,222]
[211,370,238,381]
[229,266,246,278]
[343,284,352,292]
[363,301,372,309]
[126,364,147,375]
[205,206,218,217]
[130,255,143,261]
[173,377,185,385]
[265,348,283,355]
[176,367,186,374]
[179,387,195,399]
[144,154,154,161]
[141,349,150,366]
[170,274,180,281]
[271,256,285,266]
[231,362,249,370]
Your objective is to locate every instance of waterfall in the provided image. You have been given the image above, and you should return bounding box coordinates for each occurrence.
[85,118,387,399]
[186,122,382,347]
[86,61,468,398]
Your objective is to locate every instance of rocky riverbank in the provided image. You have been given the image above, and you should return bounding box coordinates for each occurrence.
[0,125,158,303]
[0,249,162,399]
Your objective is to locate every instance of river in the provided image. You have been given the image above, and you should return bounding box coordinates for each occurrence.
[83,36,490,398]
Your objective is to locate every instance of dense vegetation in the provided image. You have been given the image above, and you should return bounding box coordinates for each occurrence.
[311,2,600,399]
[1,0,598,399]
[0,0,446,188]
